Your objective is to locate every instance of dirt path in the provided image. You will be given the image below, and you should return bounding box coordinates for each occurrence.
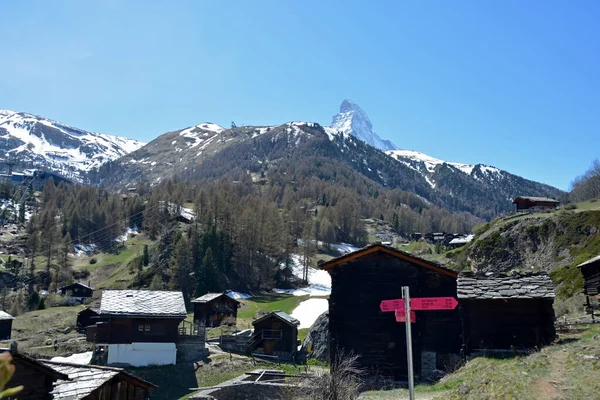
[534,348,568,400]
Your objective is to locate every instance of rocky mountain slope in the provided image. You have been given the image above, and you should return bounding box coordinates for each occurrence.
[92,119,562,220]
[446,200,600,299]
[0,110,144,181]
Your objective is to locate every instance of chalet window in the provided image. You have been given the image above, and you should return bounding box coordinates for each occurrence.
[145,325,151,332]
[138,325,144,332]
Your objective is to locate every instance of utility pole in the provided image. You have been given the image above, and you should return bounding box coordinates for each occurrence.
[402,286,415,400]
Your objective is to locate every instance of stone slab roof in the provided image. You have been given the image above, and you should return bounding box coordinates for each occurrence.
[99,290,187,318]
[457,272,555,299]
[59,282,93,291]
[42,361,156,400]
[191,292,240,304]
[253,310,299,327]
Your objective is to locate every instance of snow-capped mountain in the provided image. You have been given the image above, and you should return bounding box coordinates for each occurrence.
[387,149,503,189]
[329,99,397,151]
[0,110,144,182]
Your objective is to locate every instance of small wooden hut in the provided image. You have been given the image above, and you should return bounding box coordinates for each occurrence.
[76,307,105,333]
[191,292,240,327]
[0,311,14,340]
[578,255,600,314]
[41,360,157,399]
[457,272,556,352]
[321,244,461,380]
[59,282,93,301]
[0,348,69,400]
[248,310,299,360]
[512,196,560,212]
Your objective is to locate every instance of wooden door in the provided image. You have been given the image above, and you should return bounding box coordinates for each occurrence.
[265,340,274,355]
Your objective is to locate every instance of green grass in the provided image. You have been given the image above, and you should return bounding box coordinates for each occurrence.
[71,234,153,271]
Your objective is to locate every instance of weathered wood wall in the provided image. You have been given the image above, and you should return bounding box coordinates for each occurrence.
[253,317,298,355]
[193,296,239,326]
[461,298,556,351]
[581,262,600,296]
[0,320,12,340]
[9,358,56,400]
[329,251,461,379]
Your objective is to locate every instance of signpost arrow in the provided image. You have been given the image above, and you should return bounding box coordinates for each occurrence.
[395,309,416,323]
[380,297,458,312]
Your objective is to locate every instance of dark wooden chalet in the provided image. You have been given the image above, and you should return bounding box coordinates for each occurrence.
[247,310,299,360]
[0,347,69,400]
[86,290,199,367]
[41,360,157,399]
[191,292,240,327]
[321,244,461,380]
[77,307,108,333]
[59,282,93,301]
[0,311,14,340]
[457,272,556,352]
[578,255,600,313]
[512,196,560,212]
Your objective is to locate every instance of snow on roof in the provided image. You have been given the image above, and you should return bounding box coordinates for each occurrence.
[513,196,559,203]
[578,254,600,268]
[99,290,187,318]
[0,311,14,320]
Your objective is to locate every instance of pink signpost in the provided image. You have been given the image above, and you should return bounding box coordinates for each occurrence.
[380,292,459,400]
[395,309,416,323]
[380,297,458,312]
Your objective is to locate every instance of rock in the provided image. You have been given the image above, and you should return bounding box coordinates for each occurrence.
[45,339,52,346]
[301,310,329,362]
[62,327,72,334]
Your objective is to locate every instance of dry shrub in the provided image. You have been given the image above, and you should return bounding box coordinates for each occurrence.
[301,350,364,400]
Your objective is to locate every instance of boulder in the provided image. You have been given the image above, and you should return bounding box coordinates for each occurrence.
[301,310,329,361]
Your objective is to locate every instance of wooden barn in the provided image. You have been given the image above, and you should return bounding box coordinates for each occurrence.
[0,311,14,340]
[86,290,192,367]
[321,244,462,380]
[247,310,299,360]
[191,292,240,327]
[41,360,157,399]
[512,196,560,212]
[578,255,600,313]
[59,282,93,301]
[0,347,69,400]
[457,272,556,352]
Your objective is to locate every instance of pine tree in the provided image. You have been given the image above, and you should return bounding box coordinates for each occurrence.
[142,245,149,266]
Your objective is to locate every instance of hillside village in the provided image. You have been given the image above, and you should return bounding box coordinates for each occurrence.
[0,146,594,400]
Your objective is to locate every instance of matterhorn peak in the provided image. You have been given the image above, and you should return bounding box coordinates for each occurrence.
[329,100,396,151]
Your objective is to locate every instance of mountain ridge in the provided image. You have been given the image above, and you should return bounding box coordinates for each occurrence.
[0,110,145,181]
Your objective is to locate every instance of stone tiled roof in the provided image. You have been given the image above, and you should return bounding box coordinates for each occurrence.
[191,292,240,304]
[457,272,555,299]
[59,282,93,291]
[42,361,156,399]
[99,290,187,318]
[253,310,300,327]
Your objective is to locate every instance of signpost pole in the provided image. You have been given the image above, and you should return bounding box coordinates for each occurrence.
[402,286,415,400]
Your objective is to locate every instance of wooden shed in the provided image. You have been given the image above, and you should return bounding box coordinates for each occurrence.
[457,272,556,352]
[191,292,240,327]
[321,244,462,380]
[0,348,69,400]
[578,255,600,313]
[59,282,93,301]
[248,310,299,360]
[512,196,560,212]
[0,311,15,340]
[41,360,157,399]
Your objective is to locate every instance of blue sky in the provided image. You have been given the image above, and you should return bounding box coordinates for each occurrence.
[1,1,598,190]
